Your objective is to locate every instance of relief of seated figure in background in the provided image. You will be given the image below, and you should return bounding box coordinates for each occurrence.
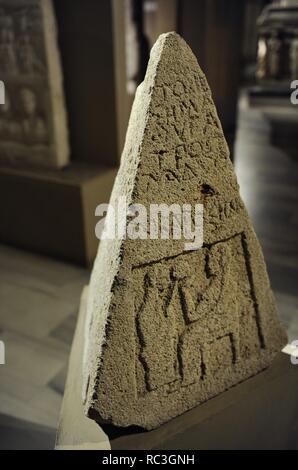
[19,88,47,145]
[0,90,22,142]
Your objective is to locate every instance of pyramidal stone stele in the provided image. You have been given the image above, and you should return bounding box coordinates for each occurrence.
[82,33,287,430]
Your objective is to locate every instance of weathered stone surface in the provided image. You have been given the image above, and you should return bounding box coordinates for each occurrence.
[83,32,287,430]
[0,0,69,168]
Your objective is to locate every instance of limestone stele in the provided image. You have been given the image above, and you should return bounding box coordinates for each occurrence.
[83,32,287,430]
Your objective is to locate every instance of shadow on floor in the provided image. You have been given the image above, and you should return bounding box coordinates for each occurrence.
[0,413,56,450]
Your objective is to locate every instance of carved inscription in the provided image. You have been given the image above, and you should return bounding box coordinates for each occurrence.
[133,233,264,396]
[83,32,287,430]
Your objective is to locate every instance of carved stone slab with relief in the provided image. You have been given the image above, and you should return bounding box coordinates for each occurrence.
[83,32,287,430]
[0,0,69,168]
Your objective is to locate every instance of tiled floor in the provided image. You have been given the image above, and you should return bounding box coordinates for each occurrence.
[0,92,297,449]
[0,246,89,448]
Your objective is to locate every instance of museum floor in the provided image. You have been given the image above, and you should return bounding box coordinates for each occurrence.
[0,92,297,449]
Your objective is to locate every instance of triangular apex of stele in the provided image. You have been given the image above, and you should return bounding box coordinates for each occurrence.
[83,33,287,430]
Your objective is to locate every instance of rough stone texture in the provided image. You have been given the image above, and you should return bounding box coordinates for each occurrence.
[0,0,69,168]
[83,32,287,430]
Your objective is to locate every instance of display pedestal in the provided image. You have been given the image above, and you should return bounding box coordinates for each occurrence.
[0,164,116,266]
[56,286,298,450]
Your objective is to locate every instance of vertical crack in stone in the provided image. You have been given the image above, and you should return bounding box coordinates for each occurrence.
[229,333,237,364]
[176,334,184,383]
[135,273,152,392]
[204,252,213,279]
[178,284,191,326]
[241,233,265,349]
[163,280,176,318]
[200,351,206,380]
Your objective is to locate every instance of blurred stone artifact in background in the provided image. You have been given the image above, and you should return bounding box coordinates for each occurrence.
[257,0,298,82]
[0,0,69,168]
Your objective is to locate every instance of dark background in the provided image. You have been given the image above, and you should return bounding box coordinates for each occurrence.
[0,0,297,449]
